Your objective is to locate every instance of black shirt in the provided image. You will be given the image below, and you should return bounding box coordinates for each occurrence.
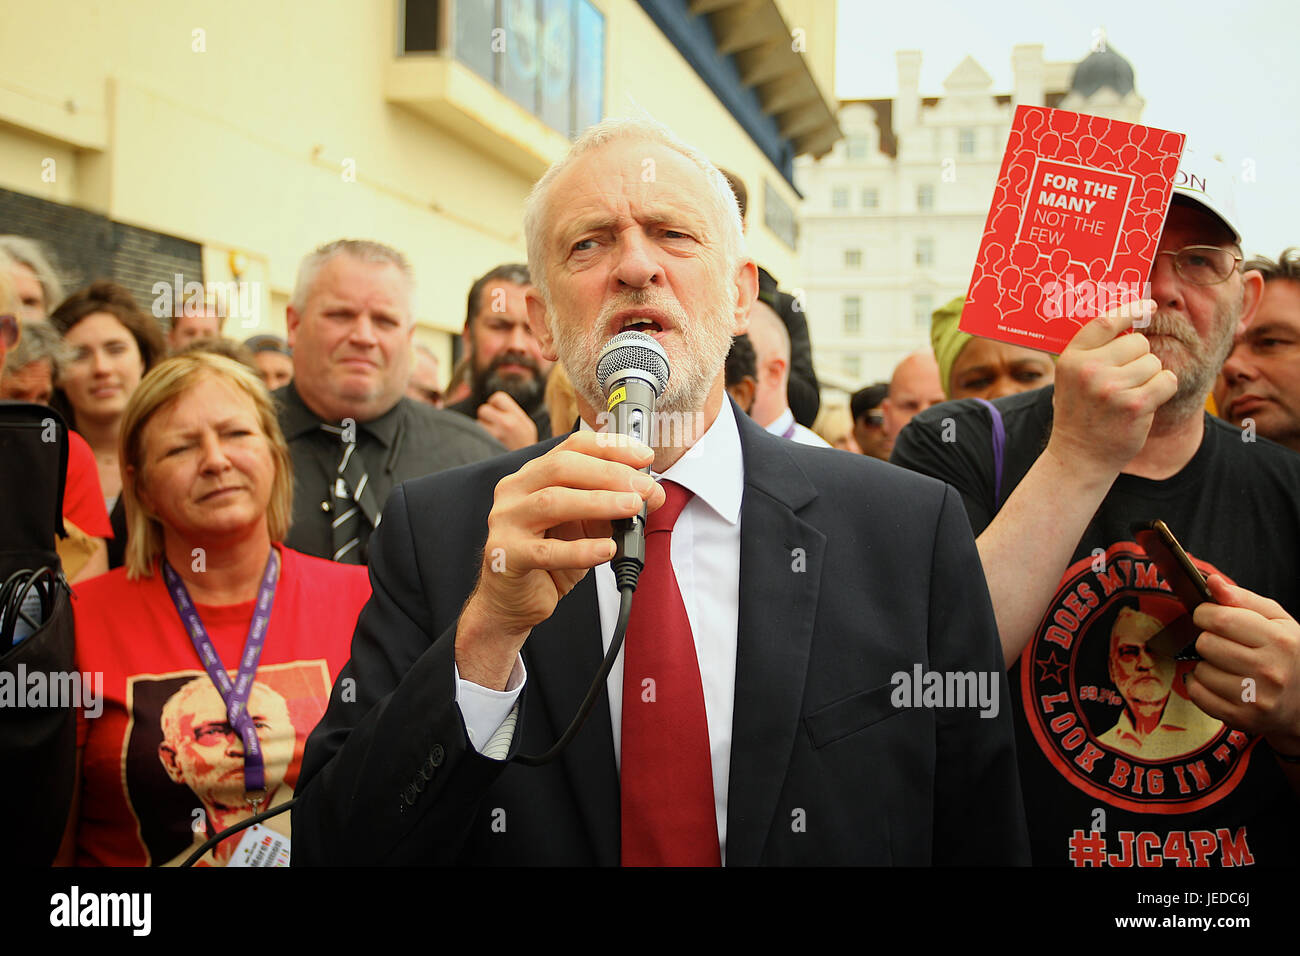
[893,386,1300,866]
[275,384,505,561]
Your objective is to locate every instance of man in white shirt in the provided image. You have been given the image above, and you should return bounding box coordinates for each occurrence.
[745,299,830,447]
[294,117,1028,866]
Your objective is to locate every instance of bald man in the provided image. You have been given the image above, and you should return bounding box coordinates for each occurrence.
[746,300,830,447]
[881,351,946,456]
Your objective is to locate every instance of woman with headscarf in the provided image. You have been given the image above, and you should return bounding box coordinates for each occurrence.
[930,295,1055,401]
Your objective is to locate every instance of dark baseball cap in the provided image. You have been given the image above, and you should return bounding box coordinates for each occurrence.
[850,382,888,421]
[243,334,291,355]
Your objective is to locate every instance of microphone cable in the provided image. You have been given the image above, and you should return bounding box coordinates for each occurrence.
[179,798,297,867]
[0,565,64,650]
[515,330,666,766]
[513,555,642,766]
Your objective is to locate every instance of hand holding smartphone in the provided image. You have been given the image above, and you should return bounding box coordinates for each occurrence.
[1131,519,1212,661]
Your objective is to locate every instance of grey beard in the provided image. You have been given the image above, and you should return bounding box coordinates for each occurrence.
[1149,307,1237,425]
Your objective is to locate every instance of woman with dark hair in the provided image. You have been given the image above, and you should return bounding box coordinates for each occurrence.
[49,281,166,568]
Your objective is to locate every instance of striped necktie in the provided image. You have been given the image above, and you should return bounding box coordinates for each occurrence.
[320,423,382,563]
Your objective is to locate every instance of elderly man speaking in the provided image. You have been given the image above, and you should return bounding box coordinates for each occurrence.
[293,118,1028,866]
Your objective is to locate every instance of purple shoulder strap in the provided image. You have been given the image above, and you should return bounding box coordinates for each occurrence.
[972,398,1006,511]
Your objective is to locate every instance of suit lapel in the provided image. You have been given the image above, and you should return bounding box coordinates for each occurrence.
[523,573,621,865]
[725,413,825,866]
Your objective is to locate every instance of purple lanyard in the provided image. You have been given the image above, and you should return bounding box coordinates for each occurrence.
[781,420,797,439]
[161,549,280,801]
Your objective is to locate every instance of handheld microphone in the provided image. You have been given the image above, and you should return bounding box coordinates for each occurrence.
[595,331,670,592]
[513,331,671,767]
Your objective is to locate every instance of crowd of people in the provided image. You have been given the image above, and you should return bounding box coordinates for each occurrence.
[3,112,1299,867]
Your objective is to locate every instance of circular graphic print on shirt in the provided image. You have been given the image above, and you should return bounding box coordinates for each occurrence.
[1020,541,1259,813]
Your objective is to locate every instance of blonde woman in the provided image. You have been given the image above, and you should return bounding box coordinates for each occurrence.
[62,352,371,866]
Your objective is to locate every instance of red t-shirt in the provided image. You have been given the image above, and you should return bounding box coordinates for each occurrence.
[72,545,370,866]
[64,431,112,538]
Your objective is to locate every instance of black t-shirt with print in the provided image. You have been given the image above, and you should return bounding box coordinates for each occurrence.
[893,386,1300,866]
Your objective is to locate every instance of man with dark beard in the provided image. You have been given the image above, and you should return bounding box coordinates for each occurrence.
[447,264,553,449]
[894,148,1300,865]
[293,116,1028,866]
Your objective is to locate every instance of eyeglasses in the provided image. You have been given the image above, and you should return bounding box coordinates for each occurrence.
[1153,245,1243,285]
[0,314,17,349]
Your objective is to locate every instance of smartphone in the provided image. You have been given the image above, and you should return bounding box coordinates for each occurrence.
[1131,519,1212,661]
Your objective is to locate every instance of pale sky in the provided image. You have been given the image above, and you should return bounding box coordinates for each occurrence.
[834,0,1299,259]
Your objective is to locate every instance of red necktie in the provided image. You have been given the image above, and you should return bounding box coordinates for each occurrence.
[620,479,720,866]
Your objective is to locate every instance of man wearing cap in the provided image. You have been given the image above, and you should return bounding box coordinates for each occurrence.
[244,334,294,391]
[849,383,890,460]
[893,147,1300,865]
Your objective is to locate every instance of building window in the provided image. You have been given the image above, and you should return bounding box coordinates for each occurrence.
[844,249,862,269]
[402,0,441,52]
[958,128,976,155]
[437,0,605,139]
[764,180,797,249]
[843,296,861,335]
[915,238,935,267]
[917,184,935,211]
[845,135,869,160]
[861,188,879,209]
[912,293,934,329]
[842,353,861,378]
[832,187,849,209]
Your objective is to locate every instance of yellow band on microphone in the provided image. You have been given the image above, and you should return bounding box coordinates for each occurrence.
[607,385,627,411]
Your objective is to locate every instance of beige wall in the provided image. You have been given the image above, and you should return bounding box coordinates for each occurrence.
[0,0,812,376]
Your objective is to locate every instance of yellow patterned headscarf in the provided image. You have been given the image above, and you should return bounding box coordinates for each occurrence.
[931,294,1057,397]
[930,296,972,399]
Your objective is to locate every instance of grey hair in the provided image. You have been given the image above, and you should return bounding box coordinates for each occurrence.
[4,320,71,377]
[289,239,415,317]
[0,236,67,315]
[522,116,746,304]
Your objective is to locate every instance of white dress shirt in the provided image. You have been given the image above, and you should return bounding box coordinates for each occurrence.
[455,398,744,861]
[765,407,831,448]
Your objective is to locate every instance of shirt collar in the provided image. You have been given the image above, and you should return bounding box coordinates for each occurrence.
[578,396,743,526]
[655,398,743,526]
[765,407,795,438]
[277,383,404,448]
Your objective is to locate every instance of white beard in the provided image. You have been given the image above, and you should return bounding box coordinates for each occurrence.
[548,275,737,423]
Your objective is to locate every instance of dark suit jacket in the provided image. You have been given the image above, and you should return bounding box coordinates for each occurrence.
[294,407,1029,865]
